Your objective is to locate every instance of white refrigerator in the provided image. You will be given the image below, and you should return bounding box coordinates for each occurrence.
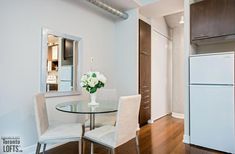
[190,52,235,153]
[58,65,73,91]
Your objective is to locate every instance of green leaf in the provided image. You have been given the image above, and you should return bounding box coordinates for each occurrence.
[96,82,102,88]
[90,87,97,93]
[92,73,96,77]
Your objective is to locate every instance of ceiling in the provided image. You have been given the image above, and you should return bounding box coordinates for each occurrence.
[82,0,183,20]
[165,12,184,28]
[140,0,184,18]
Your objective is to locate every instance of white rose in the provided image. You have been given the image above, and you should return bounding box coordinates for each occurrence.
[80,82,85,87]
[95,72,100,77]
[88,77,99,87]
[98,74,106,84]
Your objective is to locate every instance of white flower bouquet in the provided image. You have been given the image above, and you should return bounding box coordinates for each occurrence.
[80,71,107,94]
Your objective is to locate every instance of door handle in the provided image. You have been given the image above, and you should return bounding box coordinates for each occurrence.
[140,51,150,56]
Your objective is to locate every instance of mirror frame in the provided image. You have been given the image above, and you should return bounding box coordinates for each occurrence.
[41,28,82,97]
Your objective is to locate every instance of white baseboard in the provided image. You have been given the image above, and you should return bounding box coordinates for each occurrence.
[183,134,190,144]
[172,112,184,119]
[148,119,154,124]
[23,143,64,154]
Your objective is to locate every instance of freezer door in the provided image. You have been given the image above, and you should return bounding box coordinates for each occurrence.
[190,53,234,84]
[190,85,235,153]
[59,66,73,80]
[58,81,72,91]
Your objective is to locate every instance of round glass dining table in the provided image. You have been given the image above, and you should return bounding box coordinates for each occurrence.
[55,100,118,130]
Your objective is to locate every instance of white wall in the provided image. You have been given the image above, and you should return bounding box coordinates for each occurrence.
[172,25,185,114]
[196,42,235,54]
[183,0,193,144]
[114,9,139,97]
[151,17,170,38]
[0,0,138,151]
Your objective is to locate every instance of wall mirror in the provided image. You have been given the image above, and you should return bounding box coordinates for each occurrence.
[41,28,82,97]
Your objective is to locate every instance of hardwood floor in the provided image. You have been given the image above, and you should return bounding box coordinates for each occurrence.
[43,115,226,154]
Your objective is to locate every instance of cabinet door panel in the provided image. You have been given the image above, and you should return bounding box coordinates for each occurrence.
[139,20,151,55]
[191,0,235,42]
[139,19,151,126]
[208,0,235,37]
[191,0,210,40]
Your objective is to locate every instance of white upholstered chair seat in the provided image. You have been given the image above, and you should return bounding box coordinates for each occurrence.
[39,123,83,144]
[84,125,116,148]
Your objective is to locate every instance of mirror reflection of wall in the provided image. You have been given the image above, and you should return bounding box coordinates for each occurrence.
[46,34,78,92]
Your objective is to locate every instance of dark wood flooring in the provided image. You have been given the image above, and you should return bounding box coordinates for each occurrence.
[43,115,226,154]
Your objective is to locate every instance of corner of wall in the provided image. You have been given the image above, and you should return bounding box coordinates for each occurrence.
[183,0,191,144]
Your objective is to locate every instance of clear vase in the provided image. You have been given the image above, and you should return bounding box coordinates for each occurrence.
[89,93,99,105]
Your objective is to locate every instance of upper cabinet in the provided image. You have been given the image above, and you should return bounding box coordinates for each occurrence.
[191,0,235,44]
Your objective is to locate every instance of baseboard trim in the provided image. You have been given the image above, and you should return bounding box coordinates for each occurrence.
[183,134,190,144]
[148,119,154,124]
[149,113,172,124]
[22,143,64,154]
[172,112,184,119]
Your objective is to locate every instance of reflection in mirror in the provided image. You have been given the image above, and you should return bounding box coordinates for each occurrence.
[41,28,81,96]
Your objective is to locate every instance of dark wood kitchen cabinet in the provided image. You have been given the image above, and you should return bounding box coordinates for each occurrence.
[191,0,235,43]
[139,19,151,127]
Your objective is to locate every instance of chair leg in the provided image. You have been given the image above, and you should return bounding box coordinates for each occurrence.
[43,144,46,154]
[136,133,140,154]
[78,140,82,154]
[82,138,86,154]
[35,142,41,154]
[111,148,115,154]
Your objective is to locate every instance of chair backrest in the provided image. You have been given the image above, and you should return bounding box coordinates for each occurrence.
[115,95,141,147]
[96,89,118,102]
[34,93,49,137]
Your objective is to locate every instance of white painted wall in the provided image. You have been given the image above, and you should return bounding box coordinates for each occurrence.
[196,42,235,54]
[0,0,138,152]
[151,17,170,38]
[183,0,193,144]
[114,9,139,97]
[172,25,185,114]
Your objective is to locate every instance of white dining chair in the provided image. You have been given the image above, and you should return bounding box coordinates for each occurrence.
[83,95,141,154]
[85,89,118,128]
[34,93,83,154]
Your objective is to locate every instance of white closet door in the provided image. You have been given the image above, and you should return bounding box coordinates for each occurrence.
[151,30,171,121]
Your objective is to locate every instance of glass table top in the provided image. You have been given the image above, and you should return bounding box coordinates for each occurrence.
[56,100,118,114]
